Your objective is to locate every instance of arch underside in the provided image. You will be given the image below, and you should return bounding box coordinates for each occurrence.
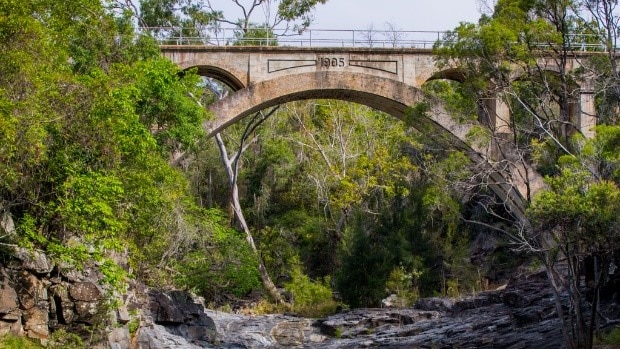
[194,66,245,91]
[206,71,539,221]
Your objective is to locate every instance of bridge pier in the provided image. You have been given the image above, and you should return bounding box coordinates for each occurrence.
[577,90,597,139]
[478,95,512,135]
[491,97,512,135]
[478,96,514,162]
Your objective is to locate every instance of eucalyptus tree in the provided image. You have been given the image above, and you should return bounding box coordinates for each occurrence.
[129,0,328,44]
[434,0,620,347]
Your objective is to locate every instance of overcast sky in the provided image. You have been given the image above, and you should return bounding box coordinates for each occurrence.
[311,0,483,31]
[215,1,485,32]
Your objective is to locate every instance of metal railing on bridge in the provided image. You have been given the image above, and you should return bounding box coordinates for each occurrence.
[140,27,447,49]
[141,27,614,51]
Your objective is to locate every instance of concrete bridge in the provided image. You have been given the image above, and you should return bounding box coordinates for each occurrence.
[161,45,597,221]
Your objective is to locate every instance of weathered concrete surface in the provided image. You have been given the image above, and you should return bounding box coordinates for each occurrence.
[163,46,552,219]
[161,46,440,90]
[161,46,597,142]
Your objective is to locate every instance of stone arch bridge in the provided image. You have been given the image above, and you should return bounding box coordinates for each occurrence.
[161,45,597,221]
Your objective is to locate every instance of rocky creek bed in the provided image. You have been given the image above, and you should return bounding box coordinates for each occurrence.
[134,270,618,349]
[2,248,618,348]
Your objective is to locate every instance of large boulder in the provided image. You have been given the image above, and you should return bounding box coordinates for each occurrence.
[13,248,54,274]
[145,290,217,346]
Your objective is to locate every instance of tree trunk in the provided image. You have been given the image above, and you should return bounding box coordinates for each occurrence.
[214,130,285,303]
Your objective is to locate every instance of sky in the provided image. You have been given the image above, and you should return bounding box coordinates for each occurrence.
[311,0,483,31]
[215,0,485,32]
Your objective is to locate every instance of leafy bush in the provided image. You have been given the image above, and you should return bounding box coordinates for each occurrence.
[384,265,422,307]
[47,329,83,349]
[173,213,261,301]
[0,335,43,349]
[285,263,340,317]
[596,327,620,345]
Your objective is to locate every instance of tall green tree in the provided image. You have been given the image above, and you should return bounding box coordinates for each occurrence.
[435,1,620,347]
[0,0,252,302]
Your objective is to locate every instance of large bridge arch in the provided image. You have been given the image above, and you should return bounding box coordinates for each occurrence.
[207,72,471,142]
[206,71,544,220]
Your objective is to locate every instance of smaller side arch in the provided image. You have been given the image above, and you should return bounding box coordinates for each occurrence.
[193,65,246,91]
[425,67,467,84]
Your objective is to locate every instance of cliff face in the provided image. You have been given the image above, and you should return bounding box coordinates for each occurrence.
[0,248,131,347]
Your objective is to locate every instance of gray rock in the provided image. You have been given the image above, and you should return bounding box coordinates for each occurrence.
[69,282,102,302]
[0,312,23,337]
[74,301,101,324]
[117,305,131,324]
[13,248,54,274]
[16,271,47,310]
[135,324,209,349]
[0,211,15,235]
[108,327,131,349]
[0,283,18,314]
[414,297,456,311]
[23,303,49,341]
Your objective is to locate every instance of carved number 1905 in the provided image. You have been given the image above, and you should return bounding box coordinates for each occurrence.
[319,57,345,68]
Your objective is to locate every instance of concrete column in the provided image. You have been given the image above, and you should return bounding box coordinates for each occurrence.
[479,96,514,161]
[480,96,512,135]
[493,97,512,135]
[578,91,597,139]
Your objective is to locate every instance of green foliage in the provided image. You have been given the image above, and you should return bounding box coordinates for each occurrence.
[278,0,328,21]
[56,172,126,240]
[99,258,130,293]
[529,161,620,250]
[596,327,620,345]
[128,318,141,335]
[593,125,620,182]
[384,265,422,307]
[140,0,182,27]
[0,0,221,303]
[405,102,431,126]
[128,60,206,151]
[335,212,396,308]
[422,80,477,122]
[172,209,261,300]
[234,26,278,46]
[0,334,43,349]
[284,262,339,317]
[47,329,84,349]
[465,125,492,149]
[333,327,343,338]
[254,225,301,283]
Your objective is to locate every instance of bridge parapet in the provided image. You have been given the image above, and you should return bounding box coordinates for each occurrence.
[161,46,440,89]
[159,40,604,221]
